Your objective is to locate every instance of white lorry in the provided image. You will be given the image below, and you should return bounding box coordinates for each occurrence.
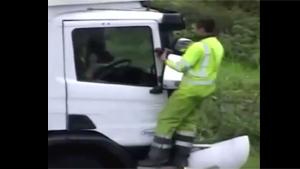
[48,0,250,168]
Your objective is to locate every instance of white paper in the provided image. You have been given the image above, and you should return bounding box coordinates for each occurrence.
[163,54,184,89]
[164,54,184,80]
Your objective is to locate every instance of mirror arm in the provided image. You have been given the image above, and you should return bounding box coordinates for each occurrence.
[150,75,163,94]
[150,85,163,94]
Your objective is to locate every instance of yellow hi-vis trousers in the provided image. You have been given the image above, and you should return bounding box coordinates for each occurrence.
[155,84,216,138]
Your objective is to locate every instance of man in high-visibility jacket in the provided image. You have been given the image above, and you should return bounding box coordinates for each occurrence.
[139,18,224,168]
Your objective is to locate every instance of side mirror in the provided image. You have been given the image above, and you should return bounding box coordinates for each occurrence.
[174,38,193,53]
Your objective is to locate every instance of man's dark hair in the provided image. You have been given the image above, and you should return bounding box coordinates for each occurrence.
[196,18,215,33]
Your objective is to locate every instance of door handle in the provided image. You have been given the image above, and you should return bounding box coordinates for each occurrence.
[142,129,155,136]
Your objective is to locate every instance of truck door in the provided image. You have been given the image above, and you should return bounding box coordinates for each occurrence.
[63,20,167,146]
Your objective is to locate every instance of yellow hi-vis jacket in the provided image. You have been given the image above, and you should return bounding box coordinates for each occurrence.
[165,37,224,87]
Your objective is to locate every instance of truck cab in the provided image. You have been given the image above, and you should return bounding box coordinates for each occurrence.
[48,1,250,168]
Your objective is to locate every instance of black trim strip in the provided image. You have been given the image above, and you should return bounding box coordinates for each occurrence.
[141,2,186,31]
[153,136,173,144]
[68,114,96,130]
[174,133,195,142]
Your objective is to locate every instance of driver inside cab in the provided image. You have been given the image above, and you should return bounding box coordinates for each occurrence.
[85,38,114,80]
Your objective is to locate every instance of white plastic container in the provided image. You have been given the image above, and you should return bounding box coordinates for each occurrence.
[189,136,250,169]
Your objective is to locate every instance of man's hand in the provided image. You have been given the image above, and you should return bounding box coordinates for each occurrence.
[155,48,173,61]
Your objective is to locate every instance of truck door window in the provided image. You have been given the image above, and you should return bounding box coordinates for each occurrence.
[72,27,157,87]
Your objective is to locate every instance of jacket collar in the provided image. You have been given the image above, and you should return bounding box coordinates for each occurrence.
[200,35,216,40]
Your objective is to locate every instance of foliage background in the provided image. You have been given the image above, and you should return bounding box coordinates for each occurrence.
[152,0,260,168]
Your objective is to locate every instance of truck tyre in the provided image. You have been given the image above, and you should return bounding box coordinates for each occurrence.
[48,131,135,168]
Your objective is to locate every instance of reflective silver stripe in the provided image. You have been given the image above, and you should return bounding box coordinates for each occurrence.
[151,142,172,149]
[199,43,211,77]
[187,70,201,77]
[185,79,215,86]
[176,59,191,71]
[175,140,193,147]
[155,134,172,139]
[176,131,196,137]
[187,42,211,77]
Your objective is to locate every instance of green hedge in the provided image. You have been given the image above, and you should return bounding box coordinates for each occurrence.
[196,61,260,151]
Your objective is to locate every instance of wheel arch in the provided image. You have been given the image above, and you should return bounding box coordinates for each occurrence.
[48,130,136,168]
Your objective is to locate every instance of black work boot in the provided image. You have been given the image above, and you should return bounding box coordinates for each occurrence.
[138,136,173,168]
[171,131,195,169]
[138,146,170,167]
[172,153,189,169]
